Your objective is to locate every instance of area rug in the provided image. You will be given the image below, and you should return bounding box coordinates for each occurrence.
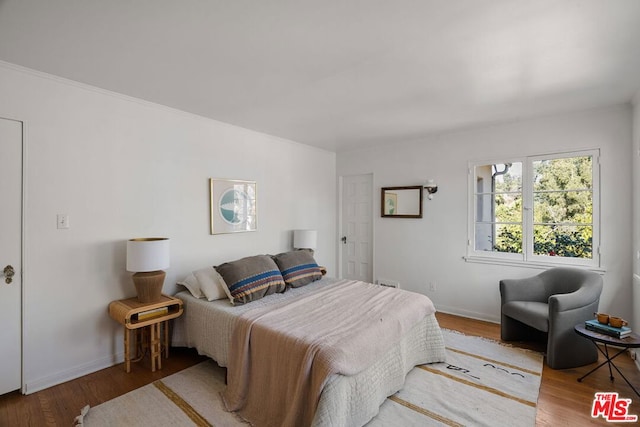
[75,330,543,426]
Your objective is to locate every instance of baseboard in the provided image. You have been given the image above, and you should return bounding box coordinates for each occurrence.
[24,352,123,394]
[436,304,500,324]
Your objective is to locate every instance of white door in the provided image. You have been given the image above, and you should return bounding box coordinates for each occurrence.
[0,117,22,395]
[340,174,373,282]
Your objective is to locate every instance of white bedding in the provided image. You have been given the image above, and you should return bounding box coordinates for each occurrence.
[172,277,446,426]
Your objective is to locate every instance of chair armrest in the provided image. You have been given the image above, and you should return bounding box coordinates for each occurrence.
[500,275,548,304]
[549,282,602,313]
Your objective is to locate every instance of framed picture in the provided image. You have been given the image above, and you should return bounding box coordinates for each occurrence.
[210,178,257,234]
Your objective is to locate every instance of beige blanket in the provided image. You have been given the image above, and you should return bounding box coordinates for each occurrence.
[222,279,437,427]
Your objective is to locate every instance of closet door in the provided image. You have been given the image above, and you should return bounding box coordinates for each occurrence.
[0,117,23,395]
[340,174,373,283]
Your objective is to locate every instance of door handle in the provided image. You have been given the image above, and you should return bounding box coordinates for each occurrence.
[341,236,347,244]
[3,265,15,284]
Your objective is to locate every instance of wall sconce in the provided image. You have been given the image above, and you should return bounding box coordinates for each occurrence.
[424,179,438,200]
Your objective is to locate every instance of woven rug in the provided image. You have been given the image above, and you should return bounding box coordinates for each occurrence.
[75,330,543,426]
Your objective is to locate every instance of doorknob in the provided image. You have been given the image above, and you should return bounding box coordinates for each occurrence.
[341,236,347,244]
[3,265,15,284]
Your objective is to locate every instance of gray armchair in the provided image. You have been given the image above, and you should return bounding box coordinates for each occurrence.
[500,267,603,369]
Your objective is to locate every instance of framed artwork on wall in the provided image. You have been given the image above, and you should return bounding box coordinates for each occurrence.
[210,178,257,234]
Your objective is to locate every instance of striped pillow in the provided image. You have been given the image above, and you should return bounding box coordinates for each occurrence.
[272,249,322,288]
[215,255,286,305]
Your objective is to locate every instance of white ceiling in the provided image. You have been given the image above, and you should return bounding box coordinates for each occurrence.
[1,0,639,152]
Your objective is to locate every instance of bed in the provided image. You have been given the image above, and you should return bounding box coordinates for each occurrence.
[172,255,445,427]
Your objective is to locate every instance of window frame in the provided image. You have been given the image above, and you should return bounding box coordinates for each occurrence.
[467,149,600,269]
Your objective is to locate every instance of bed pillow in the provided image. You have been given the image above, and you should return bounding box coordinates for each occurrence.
[177,273,203,299]
[215,255,286,305]
[272,249,322,288]
[177,267,230,301]
[193,266,232,301]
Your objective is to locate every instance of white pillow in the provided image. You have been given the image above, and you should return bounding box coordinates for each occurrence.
[193,267,231,301]
[177,273,203,299]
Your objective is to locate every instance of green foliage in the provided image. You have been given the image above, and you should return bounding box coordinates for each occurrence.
[494,224,522,253]
[532,226,592,258]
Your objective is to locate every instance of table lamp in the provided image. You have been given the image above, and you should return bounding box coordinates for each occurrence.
[293,229,317,250]
[126,237,170,303]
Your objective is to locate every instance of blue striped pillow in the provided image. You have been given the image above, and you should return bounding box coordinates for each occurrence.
[272,250,322,288]
[215,255,286,305]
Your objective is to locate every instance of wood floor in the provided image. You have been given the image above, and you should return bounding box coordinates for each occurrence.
[1,313,639,426]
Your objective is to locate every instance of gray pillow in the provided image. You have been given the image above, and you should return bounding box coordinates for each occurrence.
[215,255,286,305]
[272,249,322,288]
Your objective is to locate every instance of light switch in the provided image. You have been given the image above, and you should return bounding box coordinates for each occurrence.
[57,214,70,229]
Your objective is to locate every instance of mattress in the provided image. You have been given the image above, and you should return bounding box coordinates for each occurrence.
[172,277,446,426]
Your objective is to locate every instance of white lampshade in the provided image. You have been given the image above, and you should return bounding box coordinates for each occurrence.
[293,229,317,250]
[126,238,170,272]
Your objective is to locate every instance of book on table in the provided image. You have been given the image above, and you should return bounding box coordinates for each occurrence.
[585,319,632,338]
[136,306,169,321]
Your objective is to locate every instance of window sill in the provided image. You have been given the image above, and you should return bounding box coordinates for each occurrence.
[463,255,606,274]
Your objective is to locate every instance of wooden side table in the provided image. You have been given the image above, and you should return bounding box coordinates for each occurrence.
[109,294,183,372]
[574,324,640,397]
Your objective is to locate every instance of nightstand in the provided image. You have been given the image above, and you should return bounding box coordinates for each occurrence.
[108,294,183,372]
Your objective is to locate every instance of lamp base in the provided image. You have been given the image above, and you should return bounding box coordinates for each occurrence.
[132,270,166,303]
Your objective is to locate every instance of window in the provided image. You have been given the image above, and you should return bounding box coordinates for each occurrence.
[468,150,599,267]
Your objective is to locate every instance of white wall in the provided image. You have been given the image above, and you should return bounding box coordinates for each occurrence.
[632,93,640,335]
[0,62,336,393]
[338,105,633,323]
